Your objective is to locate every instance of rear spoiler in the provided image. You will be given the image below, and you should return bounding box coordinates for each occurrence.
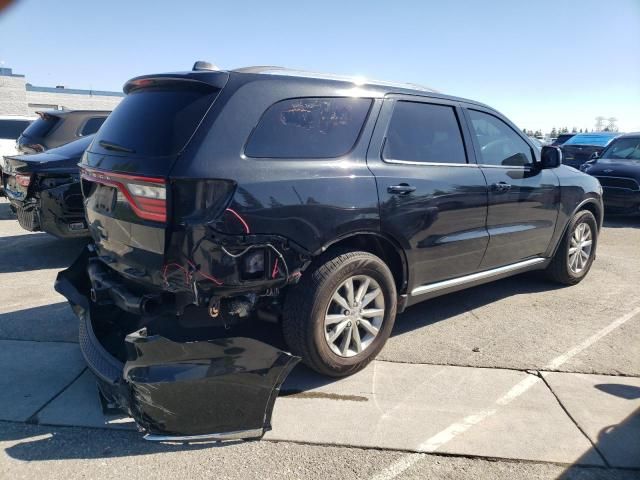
[123,71,230,94]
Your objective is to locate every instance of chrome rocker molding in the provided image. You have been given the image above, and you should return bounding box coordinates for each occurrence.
[144,428,265,442]
[411,257,546,297]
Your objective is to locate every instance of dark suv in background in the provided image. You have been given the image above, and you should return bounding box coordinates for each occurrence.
[57,63,603,440]
[560,132,620,169]
[581,132,640,214]
[17,109,109,154]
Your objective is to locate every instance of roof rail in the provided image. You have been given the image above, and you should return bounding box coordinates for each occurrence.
[231,66,439,93]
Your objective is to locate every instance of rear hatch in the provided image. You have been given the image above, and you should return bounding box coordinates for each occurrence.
[17,112,61,153]
[80,72,229,289]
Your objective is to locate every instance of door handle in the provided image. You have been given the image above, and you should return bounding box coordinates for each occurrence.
[387,184,416,195]
[492,182,512,193]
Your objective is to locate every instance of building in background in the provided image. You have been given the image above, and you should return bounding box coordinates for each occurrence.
[0,67,123,116]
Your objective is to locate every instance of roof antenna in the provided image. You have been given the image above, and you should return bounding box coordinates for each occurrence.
[192,61,219,71]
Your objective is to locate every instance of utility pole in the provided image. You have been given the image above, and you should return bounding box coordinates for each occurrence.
[606,117,618,132]
[595,116,605,131]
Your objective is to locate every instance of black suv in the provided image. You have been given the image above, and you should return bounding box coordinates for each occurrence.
[17,110,109,154]
[57,63,603,440]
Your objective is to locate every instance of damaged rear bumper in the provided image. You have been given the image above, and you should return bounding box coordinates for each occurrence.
[6,183,88,238]
[55,249,299,440]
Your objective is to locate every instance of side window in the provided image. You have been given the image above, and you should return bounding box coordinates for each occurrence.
[383,101,467,164]
[80,117,106,136]
[467,110,533,167]
[245,97,372,158]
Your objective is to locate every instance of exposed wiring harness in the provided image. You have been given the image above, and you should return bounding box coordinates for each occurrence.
[162,260,224,287]
[225,208,250,234]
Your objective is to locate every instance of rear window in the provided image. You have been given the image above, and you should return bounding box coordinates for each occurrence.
[21,115,59,139]
[0,120,31,140]
[91,85,218,157]
[79,117,106,136]
[245,97,372,158]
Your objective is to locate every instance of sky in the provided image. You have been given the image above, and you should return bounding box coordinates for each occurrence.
[1,0,639,133]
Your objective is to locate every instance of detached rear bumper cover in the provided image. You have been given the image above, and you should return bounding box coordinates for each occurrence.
[55,249,299,440]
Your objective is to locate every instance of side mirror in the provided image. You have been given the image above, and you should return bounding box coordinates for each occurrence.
[540,146,562,169]
[589,151,599,160]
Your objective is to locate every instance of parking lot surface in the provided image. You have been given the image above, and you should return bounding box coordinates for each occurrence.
[1,197,639,479]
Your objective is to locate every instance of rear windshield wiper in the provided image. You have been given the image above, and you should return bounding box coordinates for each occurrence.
[98,140,135,154]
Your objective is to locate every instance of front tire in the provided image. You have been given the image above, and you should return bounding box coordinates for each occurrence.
[282,250,397,377]
[546,210,598,285]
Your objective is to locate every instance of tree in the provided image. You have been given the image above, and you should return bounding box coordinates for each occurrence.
[571,127,577,133]
[579,128,583,133]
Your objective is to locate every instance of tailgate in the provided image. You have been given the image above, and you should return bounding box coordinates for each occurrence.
[80,75,228,287]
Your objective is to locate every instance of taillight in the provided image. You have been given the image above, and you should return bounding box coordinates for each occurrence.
[81,167,167,222]
[15,174,31,188]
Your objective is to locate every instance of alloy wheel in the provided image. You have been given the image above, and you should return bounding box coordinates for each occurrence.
[324,275,385,358]
[568,222,593,274]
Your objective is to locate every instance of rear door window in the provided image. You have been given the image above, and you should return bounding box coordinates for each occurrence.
[0,120,31,139]
[467,109,533,167]
[383,101,467,164]
[91,85,218,157]
[245,97,372,158]
[79,117,106,136]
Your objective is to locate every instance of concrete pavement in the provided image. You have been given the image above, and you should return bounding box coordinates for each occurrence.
[0,197,639,479]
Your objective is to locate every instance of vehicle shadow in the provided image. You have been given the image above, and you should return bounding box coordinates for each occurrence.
[603,214,640,229]
[0,232,88,273]
[557,386,640,476]
[0,302,78,343]
[281,271,562,392]
[0,421,246,461]
[0,201,14,220]
[392,271,560,336]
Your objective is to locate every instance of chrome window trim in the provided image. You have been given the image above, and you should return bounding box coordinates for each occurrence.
[382,158,478,167]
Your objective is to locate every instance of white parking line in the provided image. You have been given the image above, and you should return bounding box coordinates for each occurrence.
[370,306,640,480]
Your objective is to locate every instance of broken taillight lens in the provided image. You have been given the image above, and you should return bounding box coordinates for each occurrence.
[15,174,32,188]
[81,168,167,222]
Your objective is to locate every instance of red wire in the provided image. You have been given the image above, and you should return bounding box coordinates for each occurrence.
[271,258,279,279]
[162,263,189,284]
[185,259,224,285]
[225,208,250,234]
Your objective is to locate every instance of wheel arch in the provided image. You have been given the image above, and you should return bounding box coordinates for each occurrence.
[316,232,409,296]
[549,197,603,258]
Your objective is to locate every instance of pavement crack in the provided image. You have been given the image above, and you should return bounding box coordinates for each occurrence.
[538,373,611,468]
[25,367,87,425]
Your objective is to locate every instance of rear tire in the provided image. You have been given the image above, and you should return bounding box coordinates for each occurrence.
[282,250,397,377]
[546,210,598,285]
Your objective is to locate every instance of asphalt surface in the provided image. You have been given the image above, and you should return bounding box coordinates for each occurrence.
[0,197,639,479]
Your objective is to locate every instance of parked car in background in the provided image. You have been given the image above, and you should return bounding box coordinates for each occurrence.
[560,132,620,169]
[0,115,35,196]
[1,135,93,238]
[581,133,640,215]
[551,133,576,146]
[0,115,34,158]
[56,63,603,442]
[16,110,109,154]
